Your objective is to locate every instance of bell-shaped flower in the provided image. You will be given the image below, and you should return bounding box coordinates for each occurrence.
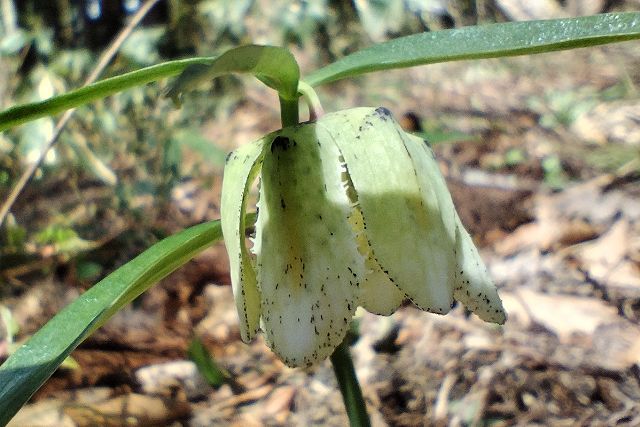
[221,107,505,368]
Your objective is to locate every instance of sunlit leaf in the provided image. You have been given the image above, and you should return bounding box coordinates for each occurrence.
[306,13,640,86]
[0,57,215,131]
[0,220,226,426]
[165,45,300,105]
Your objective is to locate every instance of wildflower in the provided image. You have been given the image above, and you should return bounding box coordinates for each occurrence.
[221,107,505,367]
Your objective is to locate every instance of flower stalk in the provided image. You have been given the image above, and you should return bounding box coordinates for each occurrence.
[279,96,299,127]
[331,338,371,427]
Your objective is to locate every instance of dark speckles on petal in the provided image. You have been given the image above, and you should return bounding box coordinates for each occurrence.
[253,114,369,368]
[422,139,434,151]
[271,135,291,153]
[374,106,392,119]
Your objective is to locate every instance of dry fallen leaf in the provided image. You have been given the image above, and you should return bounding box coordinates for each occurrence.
[501,289,619,341]
[573,219,640,295]
[64,393,190,426]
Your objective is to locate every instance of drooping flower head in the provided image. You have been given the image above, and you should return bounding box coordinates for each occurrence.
[222,107,505,367]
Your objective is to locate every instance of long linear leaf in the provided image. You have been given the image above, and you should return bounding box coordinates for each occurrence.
[0,219,229,425]
[0,57,214,131]
[306,12,640,86]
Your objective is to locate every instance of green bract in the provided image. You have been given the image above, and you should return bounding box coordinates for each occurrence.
[221,107,506,367]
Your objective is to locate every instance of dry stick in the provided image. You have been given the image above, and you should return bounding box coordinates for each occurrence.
[0,0,17,34]
[0,0,161,228]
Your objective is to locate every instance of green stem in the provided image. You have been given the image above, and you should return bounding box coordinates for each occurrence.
[330,339,371,427]
[279,96,299,127]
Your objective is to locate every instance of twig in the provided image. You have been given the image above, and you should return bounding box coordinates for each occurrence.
[433,373,456,422]
[0,0,17,35]
[0,0,161,228]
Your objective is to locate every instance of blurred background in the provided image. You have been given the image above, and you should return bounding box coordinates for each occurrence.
[1,0,640,425]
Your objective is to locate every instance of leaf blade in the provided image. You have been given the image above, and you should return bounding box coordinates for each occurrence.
[0,57,214,131]
[0,220,225,425]
[165,45,300,103]
[188,336,230,388]
[306,12,640,86]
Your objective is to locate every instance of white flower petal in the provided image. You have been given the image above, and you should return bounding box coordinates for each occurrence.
[221,139,266,342]
[452,216,507,323]
[403,133,506,324]
[349,204,405,315]
[321,107,455,315]
[255,125,365,367]
[359,267,406,315]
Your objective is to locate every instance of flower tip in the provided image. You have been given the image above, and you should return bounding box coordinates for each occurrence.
[481,304,507,325]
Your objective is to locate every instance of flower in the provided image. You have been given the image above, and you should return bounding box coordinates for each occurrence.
[221,107,506,367]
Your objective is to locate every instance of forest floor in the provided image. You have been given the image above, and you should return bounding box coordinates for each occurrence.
[4,42,640,426]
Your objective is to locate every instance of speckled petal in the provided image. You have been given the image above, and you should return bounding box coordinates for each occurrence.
[255,125,364,367]
[221,138,266,342]
[404,133,506,324]
[320,108,455,315]
[452,214,506,323]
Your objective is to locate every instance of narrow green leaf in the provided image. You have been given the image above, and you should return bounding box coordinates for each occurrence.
[165,45,300,104]
[306,12,640,86]
[0,57,215,131]
[188,336,229,388]
[0,219,226,425]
